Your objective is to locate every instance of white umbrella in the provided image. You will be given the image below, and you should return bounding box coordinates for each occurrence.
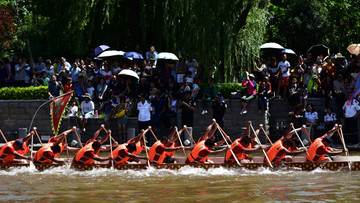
[158,52,179,61]
[118,69,139,81]
[281,48,297,55]
[97,50,125,58]
[259,42,284,50]
[347,44,360,55]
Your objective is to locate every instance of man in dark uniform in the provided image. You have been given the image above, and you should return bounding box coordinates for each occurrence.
[212,92,228,141]
[180,91,196,127]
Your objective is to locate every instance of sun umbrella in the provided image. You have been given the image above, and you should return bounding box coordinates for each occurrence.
[118,69,139,81]
[259,42,284,50]
[307,44,330,58]
[91,45,110,58]
[97,50,125,58]
[347,44,360,55]
[158,52,179,61]
[281,48,296,55]
[123,52,144,60]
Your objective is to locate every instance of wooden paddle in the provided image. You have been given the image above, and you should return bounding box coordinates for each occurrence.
[142,131,151,168]
[292,125,315,166]
[337,126,351,170]
[259,125,273,145]
[184,125,196,145]
[217,125,233,142]
[216,123,243,167]
[250,123,273,168]
[0,129,8,143]
[73,127,84,148]
[303,126,313,144]
[29,127,36,168]
[33,128,43,146]
[108,130,114,170]
[149,128,159,141]
[175,128,187,157]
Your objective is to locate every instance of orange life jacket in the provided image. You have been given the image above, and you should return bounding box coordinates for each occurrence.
[306,137,325,162]
[132,141,143,156]
[164,142,176,158]
[0,142,16,163]
[148,140,166,164]
[111,144,130,164]
[266,140,285,164]
[187,140,209,163]
[225,140,246,163]
[34,143,54,163]
[74,143,96,164]
[17,141,30,156]
[237,136,252,159]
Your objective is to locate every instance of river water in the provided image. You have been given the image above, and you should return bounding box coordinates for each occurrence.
[1,163,359,202]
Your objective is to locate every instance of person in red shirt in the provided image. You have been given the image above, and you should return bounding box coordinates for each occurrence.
[111,142,148,164]
[47,127,80,158]
[0,140,32,163]
[265,139,305,164]
[63,77,74,94]
[186,137,229,164]
[73,141,113,165]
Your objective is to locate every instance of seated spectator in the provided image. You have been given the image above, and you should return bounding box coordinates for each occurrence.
[112,60,121,75]
[86,80,95,99]
[288,77,300,108]
[101,63,112,84]
[34,56,46,80]
[67,100,79,128]
[324,107,337,132]
[303,67,312,87]
[201,77,217,115]
[95,77,108,103]
[79,93,95,133]
[298,85,308,110]
[258,80,269,112]
[304,104,318,140]
[184,77,200,99]
[322,75,333,107]
[307,75,321,98]
[74,74,86,102]
[312,60,322,76]
[41,72,50,86]
[114,95,129,143]
[107,75,121,98]
[57,57,70,84]
[69,61,81,84]
[240,74,257,115]
[142,61,153,85]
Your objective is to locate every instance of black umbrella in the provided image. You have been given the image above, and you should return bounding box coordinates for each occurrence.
[307,44,330,58]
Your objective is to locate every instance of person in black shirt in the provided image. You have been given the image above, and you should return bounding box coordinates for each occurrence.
[212,92,228,130]
[180,91,196,127]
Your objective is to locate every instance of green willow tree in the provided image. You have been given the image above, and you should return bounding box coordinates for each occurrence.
[6,0,270,82]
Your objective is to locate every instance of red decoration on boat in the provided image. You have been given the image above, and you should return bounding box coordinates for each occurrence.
[51,91,73,135]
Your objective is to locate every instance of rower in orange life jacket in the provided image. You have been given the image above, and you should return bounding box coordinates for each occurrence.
[126,128,150,161]
[33,143,64,164]
[47,127,79,158]
[161,126,190,163]
[148,135,188,164]
[110,142,148,164]
[225,136,262,163]
[0,140,31,163]
[0,131,35,156]
[306,125,345,162]
[186,135,229,164]
[73,141,113,165]
[265,139,304,164]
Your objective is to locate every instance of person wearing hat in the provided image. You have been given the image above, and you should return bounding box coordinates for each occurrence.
[212,92,227,133]
[306,125,346,162]
[240,73,257,115]
[184,77,200,99]
[0,139,32,163]
[79,93,95,132]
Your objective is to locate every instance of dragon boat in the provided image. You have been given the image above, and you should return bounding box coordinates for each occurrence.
[1,157,360,171]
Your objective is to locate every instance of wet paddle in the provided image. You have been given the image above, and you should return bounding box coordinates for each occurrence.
[184,125,196,145]
[292,125,315,166]
[142,130,151,168]
[216,123,243,167]
[108,131,114,170]
[33,128,43,146]
[338,126,351,170]
[73,128,83,148]
[29,127,36,168]
[250,124,273,168]
[175,128,187,157]
[259,125,273,145]
[0,129,8,143]
[149,128,159,141]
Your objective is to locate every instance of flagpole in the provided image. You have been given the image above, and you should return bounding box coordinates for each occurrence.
[28,91,74,132]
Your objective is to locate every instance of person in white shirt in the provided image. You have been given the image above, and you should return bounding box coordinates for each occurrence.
[304,104,318,140]
[79,93,95,132]
[67,100,79,128]
[276,54,291,98]
[342,93,360,145]
[137,94,153,143]
[324,107,337,132]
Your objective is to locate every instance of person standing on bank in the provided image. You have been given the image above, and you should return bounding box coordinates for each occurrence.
[180,91,196,128]
[342,93,360,145]
[137,94,153,143]
[212,92,227,130]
